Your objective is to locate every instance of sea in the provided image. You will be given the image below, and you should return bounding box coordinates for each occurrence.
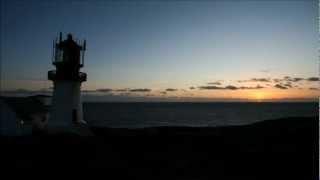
[83,102,318,128]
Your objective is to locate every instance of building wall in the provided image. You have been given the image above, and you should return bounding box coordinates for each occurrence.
[49,80,84,129]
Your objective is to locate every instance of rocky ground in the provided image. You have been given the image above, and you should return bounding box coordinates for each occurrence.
[1,116,318,179]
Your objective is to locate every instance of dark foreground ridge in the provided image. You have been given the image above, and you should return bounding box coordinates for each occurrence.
[1,117,318,179]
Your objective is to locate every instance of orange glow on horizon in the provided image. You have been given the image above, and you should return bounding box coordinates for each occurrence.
[251,91,266,102]
[186,88,319,101]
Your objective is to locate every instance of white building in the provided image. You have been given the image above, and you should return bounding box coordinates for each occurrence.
[47,33,91,135]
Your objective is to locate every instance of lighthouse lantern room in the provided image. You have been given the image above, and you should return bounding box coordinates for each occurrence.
[48,32,87,131]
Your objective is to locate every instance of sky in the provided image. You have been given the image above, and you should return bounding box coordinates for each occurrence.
[1,0,319,101]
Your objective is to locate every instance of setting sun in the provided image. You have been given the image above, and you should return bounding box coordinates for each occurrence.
[251,91,266,102]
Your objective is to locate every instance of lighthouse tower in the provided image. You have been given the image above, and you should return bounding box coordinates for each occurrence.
[48,33,87,133]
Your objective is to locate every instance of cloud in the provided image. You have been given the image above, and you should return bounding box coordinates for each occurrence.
[309,87,319,90]
[166,88,178,92]
[280,76,319,82]
[129,88,151,92]
[160,91,167,95]
[199,86,224,90]
[283,82,292,88]
[96,88,113,93]
[225,85,238,90]
[283,76,291,80]
[292,78,304,82]
[115,88,129,92]
[238,78,270,83]
[272,81,293,89]
[274,84,288,89]
[273,78,282,83]
[82,90,97,93]
[208,81,222,85]
[239,76,316,84]
[239,85,264,89]
[275,76,319,84]
[199,85,264,90]
[307,77,319,81]
[283,76,304,82]
[237,80,246,83]
[250,78,271,82]
[255,85,265,89]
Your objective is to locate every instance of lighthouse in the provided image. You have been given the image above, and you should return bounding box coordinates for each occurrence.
[48,33,88,133]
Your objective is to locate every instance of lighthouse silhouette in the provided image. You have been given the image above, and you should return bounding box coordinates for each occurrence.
[48,32,89,134]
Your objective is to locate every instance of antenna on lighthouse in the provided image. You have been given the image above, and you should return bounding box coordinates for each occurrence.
[59,32,62,43]
[52,39,55,63]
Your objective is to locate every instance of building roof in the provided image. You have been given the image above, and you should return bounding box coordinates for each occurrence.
[0,96,48,121]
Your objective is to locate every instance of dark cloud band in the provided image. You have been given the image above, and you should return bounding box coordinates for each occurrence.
[199,85,264,90]
[130,88,151,92]
[166,88,178,92]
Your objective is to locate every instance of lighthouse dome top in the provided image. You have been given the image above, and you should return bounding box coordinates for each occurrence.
[48,32,87,82]
[67,33,73,40]
[52,32,86,67]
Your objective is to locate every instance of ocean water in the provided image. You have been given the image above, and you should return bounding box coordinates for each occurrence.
[83,102,318,128]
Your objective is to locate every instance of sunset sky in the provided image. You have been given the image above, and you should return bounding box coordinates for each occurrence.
[1,0,319,101]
